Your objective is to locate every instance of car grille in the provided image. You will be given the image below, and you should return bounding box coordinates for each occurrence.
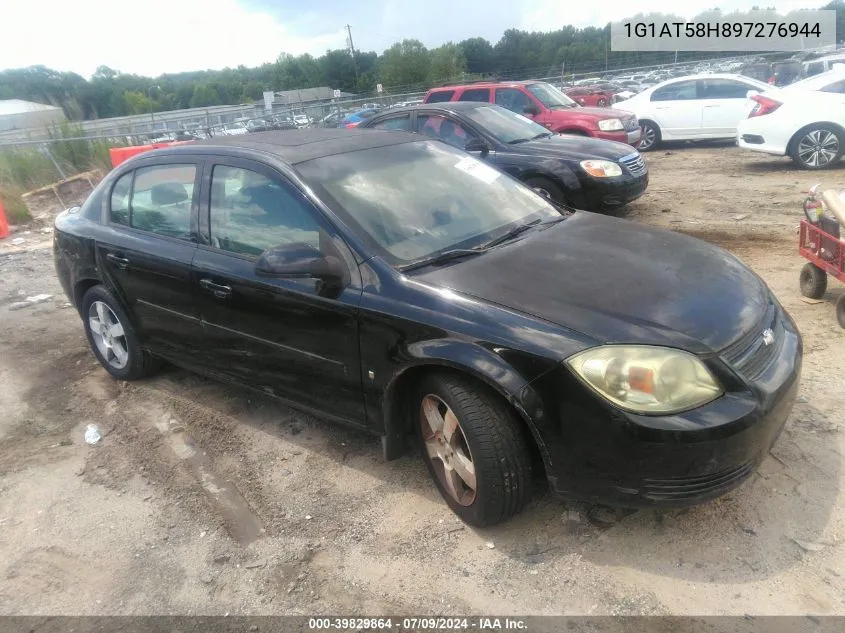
[720,299,783,381]
[619,152,647,177]
[623,116,639,132]
[641,462,755,501]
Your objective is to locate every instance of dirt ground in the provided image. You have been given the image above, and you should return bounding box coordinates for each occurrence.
[0,143,844,616]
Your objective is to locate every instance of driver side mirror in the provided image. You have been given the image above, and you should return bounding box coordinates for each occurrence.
[255,242,347,285]
[523,104,541,116]
[464,138,490,155]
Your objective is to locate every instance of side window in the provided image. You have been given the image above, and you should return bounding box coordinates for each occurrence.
[426,90,455,103]
[417,114,476,149]
[651,81,698,101]
[821,79,845,94]
[806,61,823,76]
[495,88,534,114]
[700,79,751,99]
[109,171,133,226]
[130,164,196,239]
[209,165,321,257]
[460,88,491,102]
[369,115,412,131]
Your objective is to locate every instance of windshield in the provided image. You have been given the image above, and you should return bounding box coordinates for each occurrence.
[297,141,561,267]
[526,82,578,108]
[464,105,551,144]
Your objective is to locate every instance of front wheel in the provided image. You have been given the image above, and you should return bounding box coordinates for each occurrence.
[523,176,567,206]
[82,285,160,380]
[799,263,827,299]
[638,121,660,151]
[415,373,532,527]
[790,125,844,170]
[837,294,845,329]
[596,97,608,107]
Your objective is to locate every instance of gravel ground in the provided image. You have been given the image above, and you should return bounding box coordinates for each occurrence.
[0,143,843,616]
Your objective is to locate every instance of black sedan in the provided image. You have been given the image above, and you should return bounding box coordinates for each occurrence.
[359,102,648,211]
[54,129,801,526]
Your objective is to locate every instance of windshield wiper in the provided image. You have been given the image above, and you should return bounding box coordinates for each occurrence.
[508,132,552,145]
[480,218,543,249]
[398,248,486,272]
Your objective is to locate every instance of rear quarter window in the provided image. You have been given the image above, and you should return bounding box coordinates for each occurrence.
[459,88,491,102]
[426,90,455,103]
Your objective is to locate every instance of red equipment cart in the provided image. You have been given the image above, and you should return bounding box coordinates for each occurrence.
[798,185,845,328]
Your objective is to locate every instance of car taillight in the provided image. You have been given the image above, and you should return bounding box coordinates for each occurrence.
[748,95,781,118]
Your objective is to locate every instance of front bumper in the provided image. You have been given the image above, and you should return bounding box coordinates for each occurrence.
[573,172,649,210]
[595,128,642,146]
[528,305,802,508]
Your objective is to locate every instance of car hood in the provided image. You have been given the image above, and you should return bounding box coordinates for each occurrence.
[561,105,637,120]
[416,212,769,353]
[508,135,637,161]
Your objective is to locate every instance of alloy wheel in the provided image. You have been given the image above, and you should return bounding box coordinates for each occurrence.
[797,129,839,168]
[420,394,477,506]
[88,300,129,370]
[639,124,657,150]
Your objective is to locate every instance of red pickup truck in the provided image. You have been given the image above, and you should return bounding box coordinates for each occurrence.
[424,81,642,146]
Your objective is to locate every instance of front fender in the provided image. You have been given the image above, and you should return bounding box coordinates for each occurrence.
[380,338,554,468]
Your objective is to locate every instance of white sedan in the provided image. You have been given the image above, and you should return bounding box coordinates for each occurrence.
[737,69,845,169]
[615,73,771,151]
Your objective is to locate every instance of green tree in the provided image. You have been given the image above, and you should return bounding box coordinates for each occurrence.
[378,39,430,88]
[458,37,496,75]
[429,43,467,83]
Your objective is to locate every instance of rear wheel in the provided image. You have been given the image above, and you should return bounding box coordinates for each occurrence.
[415,373,532,527]
[799,263,827,299]
[837,295,845,329]
[596,97,608,107]
[524,176,567,205]
[638,120,660,151]
[82,285,159,380]
[790,125,844,170]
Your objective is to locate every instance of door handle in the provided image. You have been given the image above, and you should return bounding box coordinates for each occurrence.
[106,253,130,270]
[199,278,232,299]
[704,105,720,108]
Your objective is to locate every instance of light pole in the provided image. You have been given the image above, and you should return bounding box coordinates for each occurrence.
[148,84,160,129]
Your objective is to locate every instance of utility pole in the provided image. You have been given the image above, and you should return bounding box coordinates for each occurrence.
[561,60,565,85]
[346,24,359,82]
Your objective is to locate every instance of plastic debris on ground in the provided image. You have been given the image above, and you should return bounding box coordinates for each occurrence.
[84,424,102,445]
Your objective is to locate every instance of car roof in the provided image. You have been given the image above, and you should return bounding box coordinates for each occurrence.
[428,80,538,91]
[160,129,422,165]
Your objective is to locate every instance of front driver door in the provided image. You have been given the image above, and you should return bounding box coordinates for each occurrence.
[190,158,366,425]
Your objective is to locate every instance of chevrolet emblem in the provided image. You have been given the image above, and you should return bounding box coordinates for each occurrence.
[762,328,775,346]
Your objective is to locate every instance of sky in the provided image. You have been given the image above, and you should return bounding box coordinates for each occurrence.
[0,0,829,78]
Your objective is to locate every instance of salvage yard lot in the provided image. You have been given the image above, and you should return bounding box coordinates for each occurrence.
[1,143,844,616]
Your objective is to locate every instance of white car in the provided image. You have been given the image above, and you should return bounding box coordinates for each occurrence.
[293,114,310,128]
[615,73,771,151]
[737,69,845,170]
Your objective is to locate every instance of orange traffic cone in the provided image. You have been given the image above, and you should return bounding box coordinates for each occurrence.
[0,197,10,239]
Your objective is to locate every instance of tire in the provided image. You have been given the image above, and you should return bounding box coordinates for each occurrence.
[837,294,845,329]
[638,120,660,151]
[414,373,532,527]
[597,98,608,107]
[789,124,844,170]
[799,263,827,299]
[81,285,160,381]
[524,176,567,205]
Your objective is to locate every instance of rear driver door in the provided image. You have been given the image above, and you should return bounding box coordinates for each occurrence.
[98,158,202,360]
